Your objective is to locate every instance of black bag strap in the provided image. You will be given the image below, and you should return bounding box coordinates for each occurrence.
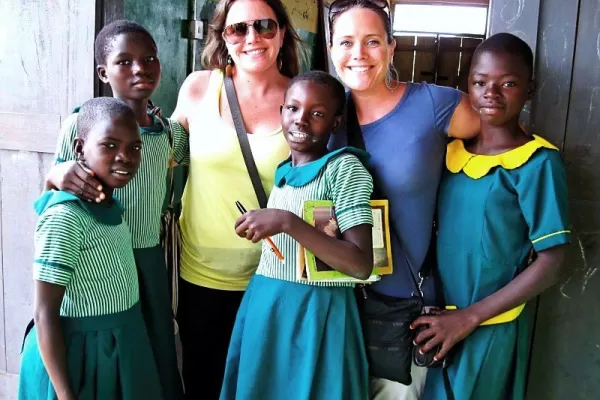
[224,75,268,209]
[346,96,426,301]
[162,116,176,209]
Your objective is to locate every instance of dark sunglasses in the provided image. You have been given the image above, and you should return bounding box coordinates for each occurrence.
[222,18,279,45]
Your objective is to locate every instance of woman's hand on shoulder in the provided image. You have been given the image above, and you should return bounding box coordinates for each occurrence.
[235,209,295,243]
[411,308,480,361]
[448,92,480,139]
[171,70,213,132]
[46,161,104,203]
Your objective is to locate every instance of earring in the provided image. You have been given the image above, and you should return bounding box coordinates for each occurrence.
[225,55,233,77]
[278,49,283,71]
[385,63,400,91]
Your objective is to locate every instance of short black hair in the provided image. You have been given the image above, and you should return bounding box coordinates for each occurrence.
[94,20,157,64]
[472,33,534,79]
[77,97,137,139]
[286,71,347,116]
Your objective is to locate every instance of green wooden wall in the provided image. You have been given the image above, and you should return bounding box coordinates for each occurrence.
[123,0,192,115]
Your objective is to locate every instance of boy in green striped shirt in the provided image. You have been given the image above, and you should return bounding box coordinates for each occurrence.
[20,98,163,400]
[43,21,185,399]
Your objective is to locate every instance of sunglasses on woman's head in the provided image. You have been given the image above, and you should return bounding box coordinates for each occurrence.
[329,0,390,17]
[222,18,279,45]
[328,0,392,42]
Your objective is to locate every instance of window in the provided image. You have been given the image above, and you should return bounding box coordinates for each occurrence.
[390,3,488,91]
[393,5,488,36]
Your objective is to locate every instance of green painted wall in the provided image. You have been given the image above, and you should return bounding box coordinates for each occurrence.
[124,0,189,115]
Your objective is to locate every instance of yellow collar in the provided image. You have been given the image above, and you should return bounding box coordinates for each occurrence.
[447,135,559,179]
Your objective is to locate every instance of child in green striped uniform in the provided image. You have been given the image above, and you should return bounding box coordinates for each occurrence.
[19,98,163,400]
[44,21,185,399]
[220,71,373,400]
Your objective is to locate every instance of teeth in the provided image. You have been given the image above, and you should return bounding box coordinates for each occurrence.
[114,170,129,175]
[246,49,266,55]
[290,131,308,139]
[350,67,369,72]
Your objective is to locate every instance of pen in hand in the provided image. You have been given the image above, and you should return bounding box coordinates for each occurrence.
[235,201,285,263]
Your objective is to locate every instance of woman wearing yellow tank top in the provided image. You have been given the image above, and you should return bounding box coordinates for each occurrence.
[171,0,304,398]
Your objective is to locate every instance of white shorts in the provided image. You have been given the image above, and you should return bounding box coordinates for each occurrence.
[370,365,428,400]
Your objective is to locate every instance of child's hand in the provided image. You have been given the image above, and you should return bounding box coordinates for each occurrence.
[235,209,293,242]
[410,308,479,361]
[47,161,105,203]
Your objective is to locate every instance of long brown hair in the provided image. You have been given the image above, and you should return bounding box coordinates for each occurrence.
[201,0,305,78]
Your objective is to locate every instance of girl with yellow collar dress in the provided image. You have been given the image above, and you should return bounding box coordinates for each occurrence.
[412,33,570,400]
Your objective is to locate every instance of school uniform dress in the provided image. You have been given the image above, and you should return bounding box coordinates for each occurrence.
[220,148,373,400]
[423,136,571,400]
[19,191,163,400]
[54,112,187,400]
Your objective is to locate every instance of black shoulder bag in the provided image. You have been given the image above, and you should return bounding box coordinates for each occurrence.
[347,96,454,398]
[224,75,268,208]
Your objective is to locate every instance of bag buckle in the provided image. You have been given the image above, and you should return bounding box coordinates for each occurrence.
[411,271,425,298]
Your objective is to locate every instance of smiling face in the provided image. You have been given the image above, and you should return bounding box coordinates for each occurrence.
[329,7,395,93]
[97,32,161,101]
[224,0,285,74]
[76,117,142,189]
[468,51,533,126]
[281,80,343,156]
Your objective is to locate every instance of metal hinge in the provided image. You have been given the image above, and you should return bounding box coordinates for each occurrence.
[189,19,205,40]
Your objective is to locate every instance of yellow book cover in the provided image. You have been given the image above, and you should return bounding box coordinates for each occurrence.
[296,199,393,283]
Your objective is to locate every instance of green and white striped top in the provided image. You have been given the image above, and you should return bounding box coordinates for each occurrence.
[256,151,374,287]
[55,112,189,249]
[33,191,139,317]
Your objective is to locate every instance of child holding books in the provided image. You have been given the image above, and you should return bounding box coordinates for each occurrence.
[44,21,185,399]
[411,33,570,400]
[220,71,374,400]
[19,98,163,400]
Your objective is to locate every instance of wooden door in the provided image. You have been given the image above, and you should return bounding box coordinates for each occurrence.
[0,1,95,398]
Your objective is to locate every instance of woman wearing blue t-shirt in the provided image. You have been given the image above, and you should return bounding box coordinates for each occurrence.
[327,1,480,399]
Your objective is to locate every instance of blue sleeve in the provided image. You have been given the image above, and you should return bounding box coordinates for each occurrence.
[424,84,462,134]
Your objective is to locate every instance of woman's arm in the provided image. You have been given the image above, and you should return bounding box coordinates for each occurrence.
[447,93,480,139]
[412,246,566,360]
[235,209,373,280]
[33,281,76,400]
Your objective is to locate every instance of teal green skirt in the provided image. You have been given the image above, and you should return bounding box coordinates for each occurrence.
[134,245,183,399]
[220,274,369,400]
[18,302,164,400]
